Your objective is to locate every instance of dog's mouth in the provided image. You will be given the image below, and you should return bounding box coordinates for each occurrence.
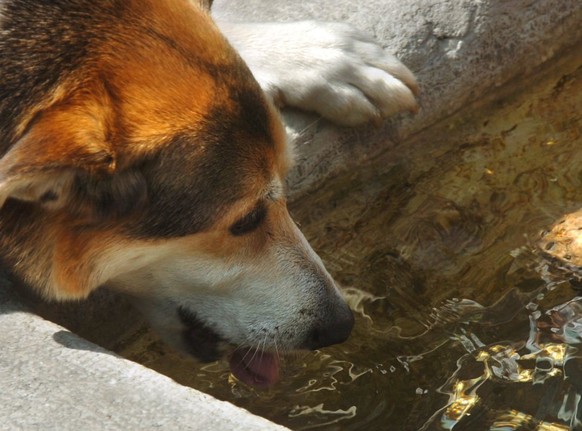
[229,347,280,389]
[177,307,280,388]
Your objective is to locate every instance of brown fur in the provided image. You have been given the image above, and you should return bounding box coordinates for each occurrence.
[0,0,282,298]
[0,0,353,361]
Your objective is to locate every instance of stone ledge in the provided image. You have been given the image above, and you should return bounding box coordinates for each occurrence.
[0,280,288,431]
[213,0,582,198]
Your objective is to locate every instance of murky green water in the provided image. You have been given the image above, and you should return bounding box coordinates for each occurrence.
[115,53,582,430]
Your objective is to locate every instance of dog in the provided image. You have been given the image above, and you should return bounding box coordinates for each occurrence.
[0,0,418,388]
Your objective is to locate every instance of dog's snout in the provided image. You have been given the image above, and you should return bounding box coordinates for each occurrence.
[302,305,354,350]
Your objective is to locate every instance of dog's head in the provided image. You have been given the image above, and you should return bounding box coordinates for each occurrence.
[0,0,352,387]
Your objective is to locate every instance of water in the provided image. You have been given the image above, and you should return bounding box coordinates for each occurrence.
[117,53,582,430]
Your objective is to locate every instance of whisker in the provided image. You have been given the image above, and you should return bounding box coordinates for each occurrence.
[235,339,255,366]
[273,328,280,361]
[247,339,262,366]
[297,116,322,136]
[258,332,268,364]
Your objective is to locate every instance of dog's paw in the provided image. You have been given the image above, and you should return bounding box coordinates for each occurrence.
[264,21,420,126]
[222,21,419,126]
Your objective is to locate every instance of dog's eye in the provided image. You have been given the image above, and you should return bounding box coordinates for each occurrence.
[230,205,267,236]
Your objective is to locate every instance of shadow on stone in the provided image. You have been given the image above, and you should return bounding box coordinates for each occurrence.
[52,330,121,357]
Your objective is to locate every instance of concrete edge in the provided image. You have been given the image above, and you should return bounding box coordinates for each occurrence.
[0,280,288,431]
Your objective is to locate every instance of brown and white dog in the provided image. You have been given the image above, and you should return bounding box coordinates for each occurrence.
[0,0,418,388]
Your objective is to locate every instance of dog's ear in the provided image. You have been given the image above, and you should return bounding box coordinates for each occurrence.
[0,100,117,210]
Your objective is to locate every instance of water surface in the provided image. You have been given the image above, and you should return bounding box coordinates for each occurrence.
[119,52,582,430]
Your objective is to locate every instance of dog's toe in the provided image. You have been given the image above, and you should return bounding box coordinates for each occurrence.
[322,33,420,125]
[351,65,419,117]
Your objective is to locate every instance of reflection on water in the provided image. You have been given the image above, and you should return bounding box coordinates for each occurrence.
[118,53,582,430]
[418,286,582,430]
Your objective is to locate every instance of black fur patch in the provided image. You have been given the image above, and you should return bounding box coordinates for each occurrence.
[128,121,273,238]
[0,1,126,151]
[39,190,58,203]
[70,169,149,221]
[178,306,222,362]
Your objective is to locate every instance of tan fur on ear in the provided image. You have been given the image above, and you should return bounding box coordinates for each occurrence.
[0,88,116,208]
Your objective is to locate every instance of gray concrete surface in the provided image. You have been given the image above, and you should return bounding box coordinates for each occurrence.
[2,1,582,430]
[0,277,288,430]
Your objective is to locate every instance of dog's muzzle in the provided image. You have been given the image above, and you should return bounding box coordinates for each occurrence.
[176,296,354,389]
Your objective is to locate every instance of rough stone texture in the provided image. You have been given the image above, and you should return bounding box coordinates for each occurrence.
[213,0,582,197]
[2,1,582,429]
[0,279,288,431]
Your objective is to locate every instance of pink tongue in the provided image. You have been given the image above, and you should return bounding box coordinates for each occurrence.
[229,348,280,389]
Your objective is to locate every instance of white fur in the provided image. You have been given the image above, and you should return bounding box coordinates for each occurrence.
[108,220,345,352]
[218,20,419,126]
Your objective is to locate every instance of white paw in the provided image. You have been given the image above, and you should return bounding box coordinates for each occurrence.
[221,21,419,126]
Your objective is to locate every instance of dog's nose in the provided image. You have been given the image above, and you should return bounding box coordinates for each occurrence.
[302,306,355,350]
